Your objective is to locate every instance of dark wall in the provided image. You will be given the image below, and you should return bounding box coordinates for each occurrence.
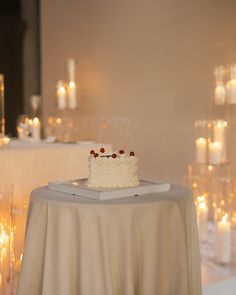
[0,0,24,136]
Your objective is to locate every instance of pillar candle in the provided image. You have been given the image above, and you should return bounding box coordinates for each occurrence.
[32,118,41,141]
[214,84,226,105]
[208,141,222,165]
[198,201,208,241]
[216,215,231,264]
[195,138,207,164]
[227,64,236,104]
[57,81,67,109]
[68,81,77,109]
[67,59,75,82]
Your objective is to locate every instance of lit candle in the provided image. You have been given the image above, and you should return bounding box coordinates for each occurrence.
[209,141,222,165]
[198,200,208,241]
[214,121,226,142]
[214,84,226,105]
[32,117,41,141]
[195,138,207,164]
[57,80,67,109]
[68,81,77,109]
[3,136,10,147]
[67,59,77,109]
[214,121,227,161]
[216,215,231,264]
[227,64,236,104]
[67,58,75,82]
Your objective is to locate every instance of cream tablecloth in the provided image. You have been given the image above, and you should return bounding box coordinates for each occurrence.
[17,184,202,295]
[0,140,111,198]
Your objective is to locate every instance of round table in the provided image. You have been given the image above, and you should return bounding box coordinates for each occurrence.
[16,184,201,295]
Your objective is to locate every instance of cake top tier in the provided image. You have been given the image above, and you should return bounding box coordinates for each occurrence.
[89,148,136,159]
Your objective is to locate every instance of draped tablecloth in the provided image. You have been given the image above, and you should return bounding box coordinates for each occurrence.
[0,139,111,287]
[0,140,111,201]
[16,184,202,295]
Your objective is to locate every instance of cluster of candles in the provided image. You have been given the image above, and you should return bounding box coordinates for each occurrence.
[17,117,41,141]
[195,120,227,165]
[214,64,236,105]
[0,222,23,294]
[0,226,9,292]
[57,59,77,110]
[196,194,232,264]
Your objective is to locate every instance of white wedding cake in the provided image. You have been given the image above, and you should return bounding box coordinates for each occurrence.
[87,148,139,188]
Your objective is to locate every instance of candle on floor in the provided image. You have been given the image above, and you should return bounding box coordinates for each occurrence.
[216,215,231,264]
[198,199,208,241]
[227,64,236,104]
[32,118,41,141]
[57,80,67,109]
[195,138,207,164]
[208,141,222,165]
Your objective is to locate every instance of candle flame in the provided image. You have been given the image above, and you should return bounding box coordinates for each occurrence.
[222,214,228,223]
[33,117,39,124]
[196,137,206,144]
[69,81,76,88]
[208,165,213,171]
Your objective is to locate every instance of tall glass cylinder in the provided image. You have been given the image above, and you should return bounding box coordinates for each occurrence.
[0,75,5,137]
[0,184,13,295]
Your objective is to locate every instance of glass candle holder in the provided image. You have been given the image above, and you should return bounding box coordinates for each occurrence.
[0,184,13,295]
[16,115,30,140]
[227,63,236,104]
[214,66,226,105]
[196,194,209,243]
[215,212,232,265]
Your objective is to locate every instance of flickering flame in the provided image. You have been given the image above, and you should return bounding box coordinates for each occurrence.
[222,214,228,223]
[199,202,206,209]
[208,165,213,171]
[69,81,76,88]
[56,118,62,124]
[33,117,39,125]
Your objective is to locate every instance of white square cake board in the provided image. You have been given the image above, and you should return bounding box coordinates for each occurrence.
[48,179,170,201]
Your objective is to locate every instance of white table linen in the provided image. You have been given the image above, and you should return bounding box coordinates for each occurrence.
[17,184,202,295]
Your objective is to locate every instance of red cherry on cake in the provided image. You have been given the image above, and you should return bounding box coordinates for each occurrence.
[94,153,99,158]
[119,150,125,154]
[90,150,95,155]
[130,151,135,156]
[112,153,117,158]
[100,147,105,153]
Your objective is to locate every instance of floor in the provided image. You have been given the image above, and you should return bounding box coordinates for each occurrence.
[201,223,236,295]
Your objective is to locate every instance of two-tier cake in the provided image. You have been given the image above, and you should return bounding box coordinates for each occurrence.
[87,148,139,188]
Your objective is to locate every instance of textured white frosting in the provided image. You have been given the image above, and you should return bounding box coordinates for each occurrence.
[87,154,139,188]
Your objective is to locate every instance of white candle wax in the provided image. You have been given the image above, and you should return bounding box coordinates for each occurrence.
[32,118,41,141]
[198,202,208,241]
[57,81,67,109]
[68,81,77,109]
[227,79,236,104]
[214,121,227,161]
[195,138,207,164]
[214,121,226,142]
[216,216,231,264]
[214,84,226,105]
[209,141,222,165]
[67,59,75,82]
